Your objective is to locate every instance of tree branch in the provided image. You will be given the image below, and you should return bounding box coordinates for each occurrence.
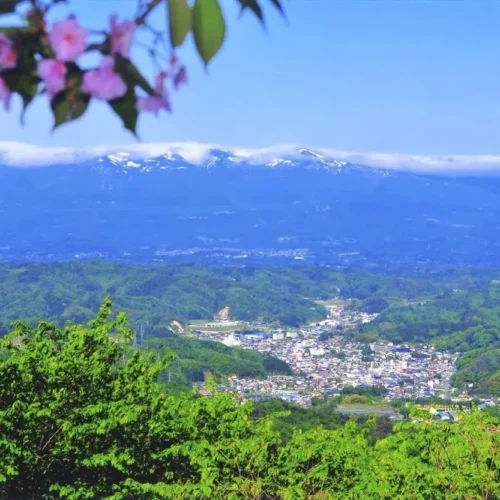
[135,0,164,26]
[40,425,63,452]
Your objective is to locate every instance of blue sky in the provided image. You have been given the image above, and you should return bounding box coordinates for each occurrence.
[1,0,500,155]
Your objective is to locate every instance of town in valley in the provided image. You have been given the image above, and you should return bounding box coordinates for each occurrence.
[185,301,464,408]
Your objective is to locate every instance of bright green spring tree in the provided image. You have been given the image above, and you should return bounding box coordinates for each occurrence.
[0,298,279,499]
[2,299,500,499]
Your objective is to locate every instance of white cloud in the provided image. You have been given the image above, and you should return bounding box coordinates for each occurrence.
[0,142,82,167]
[1,141,500,175]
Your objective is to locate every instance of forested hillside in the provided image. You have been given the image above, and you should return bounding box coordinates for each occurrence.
[4,262,500,395]
[146,336,291,387]
[0,262,495,334]
[358,282,500,394]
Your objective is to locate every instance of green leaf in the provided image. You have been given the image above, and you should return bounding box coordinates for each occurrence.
[2,28,41,124]
[9,27,49,60]
[51,66,90,129]
[0,26,24,37]
[114,55,155,96]
[167,0,192,48]
[0,0,21,15]
[238,0,264,24]
[192,0,226,66]
[108,85,138,136]
[2,69,39,124]
[269,0,285,15]
[51,91,90,130]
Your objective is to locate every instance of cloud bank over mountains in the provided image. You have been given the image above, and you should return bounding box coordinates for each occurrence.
[1,141,500,175]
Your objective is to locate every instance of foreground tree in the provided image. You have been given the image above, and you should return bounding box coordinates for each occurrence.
[0,299,279,498]
[2,300,500,499]
[0,0,285,135]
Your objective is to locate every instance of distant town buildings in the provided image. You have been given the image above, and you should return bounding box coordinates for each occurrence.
[190,302,459,406]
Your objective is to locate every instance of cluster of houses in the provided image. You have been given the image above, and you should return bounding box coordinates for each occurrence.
[190,302,459,406]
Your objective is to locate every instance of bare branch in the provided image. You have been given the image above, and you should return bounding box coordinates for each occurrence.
[135,0,163,27]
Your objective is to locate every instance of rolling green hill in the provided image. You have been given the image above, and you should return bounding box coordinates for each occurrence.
[2,262,500,393]
[357,282,500,393]
[146,336,291,387]
[0,262,494,335]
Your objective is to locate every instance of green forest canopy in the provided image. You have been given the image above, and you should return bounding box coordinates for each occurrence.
[0,261,495,333]
[146,335,291,388]
[1,303,499,499]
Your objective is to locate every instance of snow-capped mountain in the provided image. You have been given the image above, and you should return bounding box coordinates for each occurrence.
[88,146,385,176]
[1,143,500,267]
[3,141,500,175]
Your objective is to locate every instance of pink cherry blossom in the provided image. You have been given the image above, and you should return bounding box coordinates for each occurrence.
[173,66,187,90]
[155,71,167,94]
[0,34,17,70]
[0,76,11,110]
[48,17,88,62]
[38,59,67,97]
[137,94,171,115]
[82,57,127,101]
[110,15,135,59]
[137,71,171,116]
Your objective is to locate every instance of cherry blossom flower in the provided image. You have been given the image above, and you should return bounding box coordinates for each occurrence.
[154,71,167,94]
[173,66,187,90]
[48,16,88,62]
[0,34,17,70]
[136,93,171,115]
[137,71,171,116]
[38,60,67,96]
[82,57,127,101]
[0,76,11,110]
[110,15,135,59]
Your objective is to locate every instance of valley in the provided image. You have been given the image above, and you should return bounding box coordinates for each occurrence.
[2,0,499,493]
[187,301,459,406]
[1,261,500,401]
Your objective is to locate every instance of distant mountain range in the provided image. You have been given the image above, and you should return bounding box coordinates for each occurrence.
[1,145,500,267]
[90,147,351,172]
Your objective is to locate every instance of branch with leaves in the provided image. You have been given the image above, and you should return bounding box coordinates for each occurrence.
[0,0,285,136]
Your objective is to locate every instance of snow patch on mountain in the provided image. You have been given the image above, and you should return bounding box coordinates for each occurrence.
[2,141,500,175]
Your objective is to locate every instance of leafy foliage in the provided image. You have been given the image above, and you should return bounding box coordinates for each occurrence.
[192,0,226,66]
[251,397,394,444]
[50,66,90,130]
[147,335,291,387]
[0,301,280,498]
[2,305,500,498]
[167,0,192,47]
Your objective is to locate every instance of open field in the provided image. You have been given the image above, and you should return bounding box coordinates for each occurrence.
[187,321,247,333]
[315,299,344,307]
[337,404,398,416]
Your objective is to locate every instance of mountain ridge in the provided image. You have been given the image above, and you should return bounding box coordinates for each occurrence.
[86,147,386,176]
[1,151,500,266]
[3,141,500,176]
